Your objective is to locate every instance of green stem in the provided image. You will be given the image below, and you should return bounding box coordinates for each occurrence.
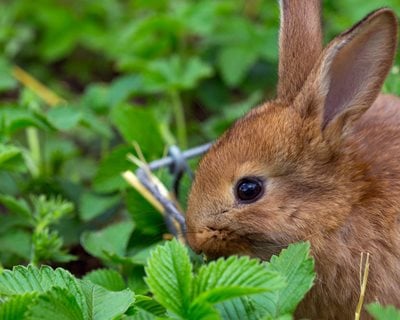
[26,127,41,177]
[30,233,39,267]
[170,90,187,149]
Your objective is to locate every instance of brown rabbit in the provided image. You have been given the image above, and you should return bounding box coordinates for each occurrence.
[186,1,400,319]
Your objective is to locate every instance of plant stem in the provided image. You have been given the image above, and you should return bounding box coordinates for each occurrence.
[26,127,40,177]
[170,90,187,149]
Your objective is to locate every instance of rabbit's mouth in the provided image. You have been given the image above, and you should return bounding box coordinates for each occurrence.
[186,226,251,259]
[186,226,286,261]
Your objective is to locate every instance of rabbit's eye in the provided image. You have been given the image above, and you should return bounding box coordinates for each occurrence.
[235,178,264,203]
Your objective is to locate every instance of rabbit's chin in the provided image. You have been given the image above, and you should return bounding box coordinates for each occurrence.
[187,227,287,262]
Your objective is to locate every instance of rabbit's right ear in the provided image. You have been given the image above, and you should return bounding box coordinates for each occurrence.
[278,0,323,102]
[299,9,398,139]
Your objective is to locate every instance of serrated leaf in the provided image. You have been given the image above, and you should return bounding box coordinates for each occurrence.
[81,220,134,260]
[83,268,126,291]
[26,287,84,320]
[216,297,258,320]
[134,295,166,317]
[80,281,134,320]
[187,302,220,320]
[0,293,37,320]
[262,314,292,320]
[0,265,87,316]
[251,242,315,318]
[192,256,283,304]
[194,286,267,306]
[0,265,81,296]
[127,310,156,320]
[145,239,193,318]
[367,303,400,320]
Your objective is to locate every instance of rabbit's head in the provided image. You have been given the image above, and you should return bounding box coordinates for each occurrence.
[186,3,398,260]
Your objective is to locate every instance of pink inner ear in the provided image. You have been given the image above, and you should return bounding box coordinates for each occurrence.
[322,22,392,128]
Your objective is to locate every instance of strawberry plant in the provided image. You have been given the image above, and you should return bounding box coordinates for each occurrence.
[0,0,399,319]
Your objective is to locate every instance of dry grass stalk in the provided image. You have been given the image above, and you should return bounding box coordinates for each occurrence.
[12,65,65,107]
[355,252,370,320]
[122,169,186,243]
[122,170,164,213]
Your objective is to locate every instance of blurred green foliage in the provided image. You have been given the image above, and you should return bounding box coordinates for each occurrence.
[0,0,399,281]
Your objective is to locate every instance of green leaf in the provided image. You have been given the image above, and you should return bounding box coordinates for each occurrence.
[146,56,213,91]
[125,189,165,236]
[252,242,315,318]
[0,265,86,315]
[216,297,258,320]
[367,303,400,320]
[193,255,282,303]
[126,309,157,320]
[81,220,135,260]
[80,281,134,320]
[186,302,220,320]
[26,287,84,320]
[107,75,143,107]
[133,295,166,317]
[0,144,25,171]
[217,46,258,87]
[46,106,82,131]
[0,229,31,259]
[93,145,134,193]
[110,104,164,156]
[80,110,113,139]
[0,293,37,320]
[79,192,120,221]
[145,239,193,318]
[0,194,31,219]
[83,268,126,291]
[0,107,51,135]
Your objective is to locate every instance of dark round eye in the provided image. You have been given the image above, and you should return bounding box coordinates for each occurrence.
[235,178,264,203]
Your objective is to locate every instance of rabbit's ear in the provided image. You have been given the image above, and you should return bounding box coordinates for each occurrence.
[277,0,323,102]
[302,9,398,136]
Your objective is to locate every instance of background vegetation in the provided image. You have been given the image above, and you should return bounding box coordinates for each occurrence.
[0,0,400,319]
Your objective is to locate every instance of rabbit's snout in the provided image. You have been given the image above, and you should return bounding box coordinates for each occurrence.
[186,225,246,259]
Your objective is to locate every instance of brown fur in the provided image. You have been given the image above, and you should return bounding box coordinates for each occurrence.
[186,4,400,320]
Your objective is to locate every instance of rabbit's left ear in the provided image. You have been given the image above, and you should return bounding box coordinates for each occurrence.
[300,9,398,135]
